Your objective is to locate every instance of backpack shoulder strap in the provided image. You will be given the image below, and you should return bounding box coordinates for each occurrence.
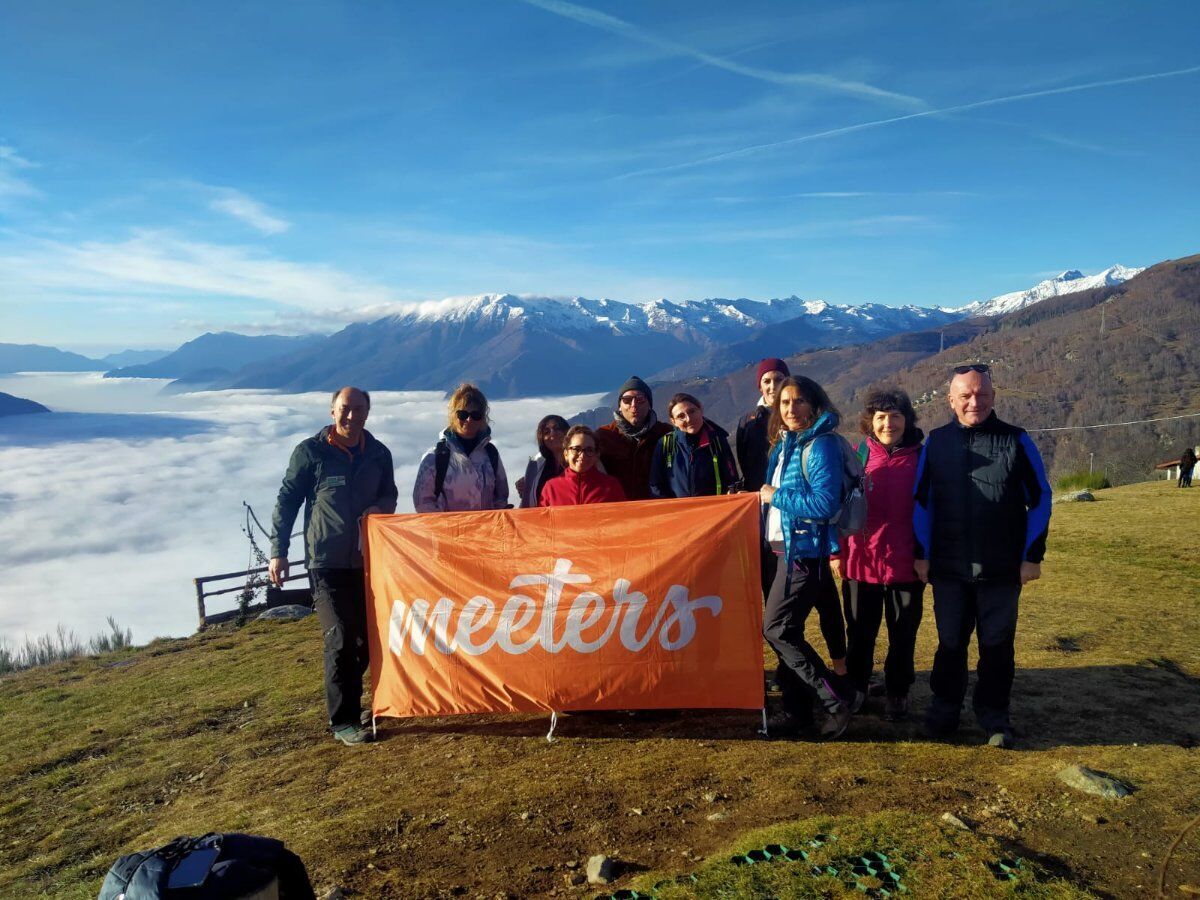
[433,440,451,499]
[485,441,499,475]
[663,432,676,470]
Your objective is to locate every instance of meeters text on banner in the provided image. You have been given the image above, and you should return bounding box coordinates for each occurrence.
[363,494,766,718]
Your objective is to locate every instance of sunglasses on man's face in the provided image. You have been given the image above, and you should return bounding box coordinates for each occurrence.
[619,394,647,406]
[455,409,484,422]
[952,364,990,375]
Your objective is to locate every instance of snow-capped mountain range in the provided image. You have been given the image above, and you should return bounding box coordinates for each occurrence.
[204,263,1143,397]
[957,265,1143,317]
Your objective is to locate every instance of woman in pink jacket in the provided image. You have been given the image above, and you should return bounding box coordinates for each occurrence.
[831,387,925,721]
[540,425,627,506]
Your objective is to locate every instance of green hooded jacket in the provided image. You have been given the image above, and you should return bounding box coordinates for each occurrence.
[270,426,398,570]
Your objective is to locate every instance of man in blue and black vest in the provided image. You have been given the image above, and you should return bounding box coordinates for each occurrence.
[913,365,1051,749]
[269,386,398,746]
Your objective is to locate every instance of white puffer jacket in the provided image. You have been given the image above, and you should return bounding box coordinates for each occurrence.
[412,430,510,513]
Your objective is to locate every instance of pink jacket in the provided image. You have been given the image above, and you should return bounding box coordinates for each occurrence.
[838,437,922,584]
[539,467,627,506]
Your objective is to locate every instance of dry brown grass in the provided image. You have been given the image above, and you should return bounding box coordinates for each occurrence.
[1,480,1197,898]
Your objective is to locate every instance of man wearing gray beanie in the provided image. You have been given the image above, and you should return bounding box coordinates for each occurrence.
[595,375,672,500]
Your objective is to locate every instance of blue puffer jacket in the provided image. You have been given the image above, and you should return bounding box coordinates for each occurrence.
[764,410,843,563]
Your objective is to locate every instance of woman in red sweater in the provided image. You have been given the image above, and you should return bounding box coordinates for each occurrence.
[832,387,925,721]
[540,426,626,506]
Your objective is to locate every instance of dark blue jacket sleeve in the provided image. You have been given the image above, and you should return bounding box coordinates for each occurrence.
[912,442,932,561]
[1018,432,1052,563]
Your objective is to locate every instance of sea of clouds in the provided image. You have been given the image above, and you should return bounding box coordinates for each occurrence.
[0,373,603,643]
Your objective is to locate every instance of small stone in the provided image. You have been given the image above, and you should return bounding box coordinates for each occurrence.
[564,860,579,870]
[520,811,531,821]
[1057,764,1135,800]
[1054,490,1095,503]
[706,812,728,822]
[319,889,347,900]
[941,812,971,831]
[629,808,643,816]
[702,791,718,803]
[586,854,619,885]
[257,604,314,620]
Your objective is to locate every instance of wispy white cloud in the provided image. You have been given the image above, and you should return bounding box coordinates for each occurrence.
[518,0,923,107]
[617,64,1200,179]
[2,231,398,310]
[208,187,291,235]
[0,144,41,201]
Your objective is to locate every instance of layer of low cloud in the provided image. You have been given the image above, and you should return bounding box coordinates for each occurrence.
[0,373,603,643]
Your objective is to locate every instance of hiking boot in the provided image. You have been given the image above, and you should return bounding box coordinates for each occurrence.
[986,730,1015,750]
[867,674,887,698]
[333,723,374,746]
[820,704,853,740]
[821,676,863,714]
[884,696,909,722]
[766,711,815,739]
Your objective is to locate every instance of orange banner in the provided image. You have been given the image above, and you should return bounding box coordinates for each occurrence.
[363,494,765,718]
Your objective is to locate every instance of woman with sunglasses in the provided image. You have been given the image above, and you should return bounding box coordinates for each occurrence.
[413,383,510,512]
[649,393,740,498]
[831,387,925,721]
[760,376,861,740]
[540,425,626,506]
[516,414,570,508]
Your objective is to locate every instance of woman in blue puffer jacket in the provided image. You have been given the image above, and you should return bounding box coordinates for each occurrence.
[760,376,861,740]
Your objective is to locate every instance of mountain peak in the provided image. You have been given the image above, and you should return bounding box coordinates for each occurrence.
[961,264,1143,317]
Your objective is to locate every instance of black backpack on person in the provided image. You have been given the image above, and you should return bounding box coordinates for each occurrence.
[97,832,314,900]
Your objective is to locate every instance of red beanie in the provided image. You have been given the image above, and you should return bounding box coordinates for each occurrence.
[755,357,790,384]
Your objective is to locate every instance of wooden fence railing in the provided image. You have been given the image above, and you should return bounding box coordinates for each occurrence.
[193,559,309,629]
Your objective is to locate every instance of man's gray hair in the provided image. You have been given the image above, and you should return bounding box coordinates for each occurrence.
[331,386,371,409]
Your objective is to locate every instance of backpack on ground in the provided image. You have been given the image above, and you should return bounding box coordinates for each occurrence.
[800,433,868,537]
[97,832,315,900]
[433,439,499,500]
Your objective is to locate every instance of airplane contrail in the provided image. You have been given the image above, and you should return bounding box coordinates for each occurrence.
[519,0,924,107]
[616,64,1200,180]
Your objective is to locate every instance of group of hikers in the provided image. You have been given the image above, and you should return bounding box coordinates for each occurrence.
[268,358,1052,750]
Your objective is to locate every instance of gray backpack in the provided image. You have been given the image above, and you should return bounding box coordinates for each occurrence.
[800,433,868,537]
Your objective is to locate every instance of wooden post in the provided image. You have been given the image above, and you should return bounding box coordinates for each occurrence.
[194,578,207,630]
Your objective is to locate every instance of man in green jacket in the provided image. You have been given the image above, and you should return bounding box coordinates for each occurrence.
[269,386,398,745]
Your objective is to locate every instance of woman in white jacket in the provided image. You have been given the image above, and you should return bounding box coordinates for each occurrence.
[413,383,510,512]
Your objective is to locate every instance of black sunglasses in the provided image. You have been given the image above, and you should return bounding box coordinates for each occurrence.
[455,409,484,422]
[952,364,990,375]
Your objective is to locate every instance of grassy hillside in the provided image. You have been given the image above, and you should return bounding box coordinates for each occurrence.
[2,482,1198,898]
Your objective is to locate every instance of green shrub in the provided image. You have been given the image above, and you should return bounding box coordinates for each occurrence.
[1056,470,1112,492]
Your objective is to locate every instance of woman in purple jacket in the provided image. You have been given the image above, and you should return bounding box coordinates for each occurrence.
[831,387,925,721]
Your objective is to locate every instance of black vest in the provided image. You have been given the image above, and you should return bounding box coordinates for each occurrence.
[922,413,1032,581]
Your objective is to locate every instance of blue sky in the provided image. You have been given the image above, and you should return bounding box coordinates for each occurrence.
[2,0,1198,354]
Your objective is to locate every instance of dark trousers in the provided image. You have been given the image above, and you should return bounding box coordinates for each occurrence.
[764,557,853,721]
[311,568,370,729]
[927,577,1020,734]
[842,579,925,697]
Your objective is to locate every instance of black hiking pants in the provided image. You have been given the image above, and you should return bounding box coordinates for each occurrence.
[927,577,1020,734]
[311,568,370,730]
[842,578,925,698]
[764,557,855,723]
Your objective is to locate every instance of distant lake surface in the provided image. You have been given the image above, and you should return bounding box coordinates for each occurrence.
[0,373,602,643]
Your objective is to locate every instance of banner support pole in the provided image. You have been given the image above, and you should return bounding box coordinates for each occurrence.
[758,707,768,737]
[546,711,559,743]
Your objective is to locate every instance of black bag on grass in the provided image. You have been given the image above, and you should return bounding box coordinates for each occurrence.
[97,832,315,900]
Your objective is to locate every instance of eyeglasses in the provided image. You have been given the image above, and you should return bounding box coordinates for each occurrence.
[952,364,990,375]
[455,409,484,422]
[565,445,597,456]
[619,394,647,405]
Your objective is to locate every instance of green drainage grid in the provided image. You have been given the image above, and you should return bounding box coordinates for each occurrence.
[595,834,1026,899]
